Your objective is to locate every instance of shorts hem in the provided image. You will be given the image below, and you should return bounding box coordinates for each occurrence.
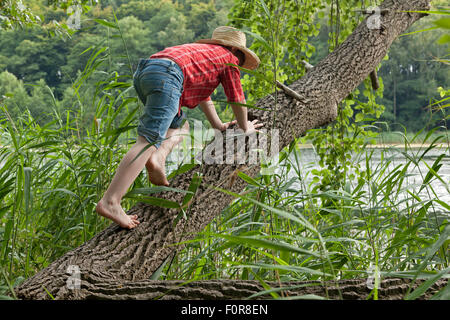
[137,128,162,149]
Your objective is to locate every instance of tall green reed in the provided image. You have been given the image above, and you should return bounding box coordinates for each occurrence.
[151,0,449,299]
[0,17,145,298]
[0,5,448,300]
[161,128,449,300]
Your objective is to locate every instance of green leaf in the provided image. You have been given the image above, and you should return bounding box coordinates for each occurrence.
[27,140,60,149]
[150,255,171,280]
[167,163,198,180]
[411,225,450,277]
[237,171,262,187]
[182,172,202,208]
[258,0,271,19]
[435,199,450,211]
[400,26,438,37]
[214,185,317,233]
[437,34,450,45]
[94,19,118,29]
[1,219,14,260]
[241,29,273,54]
[400,10,450,16]
[23,167,32,214]
[214,234,322,258]
[431,280,450,300]
[355,113,365,122]
[236,262,333,277]
[433,17,450,29]
[405,267,450,300]
[126,195,180,209]
[42,188,78,199]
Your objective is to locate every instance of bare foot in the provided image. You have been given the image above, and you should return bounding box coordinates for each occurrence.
[96,199,140,229]
[146,150,169,186]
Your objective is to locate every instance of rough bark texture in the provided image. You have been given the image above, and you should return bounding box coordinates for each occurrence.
[18,276,447,300]
[16,0,433,300]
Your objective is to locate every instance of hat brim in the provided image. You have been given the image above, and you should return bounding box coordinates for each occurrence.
[196,39,260,70]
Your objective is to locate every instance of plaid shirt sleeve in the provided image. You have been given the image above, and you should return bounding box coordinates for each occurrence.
[220,65,245,103]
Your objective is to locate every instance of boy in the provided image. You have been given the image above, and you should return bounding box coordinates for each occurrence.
[96,26,262,229]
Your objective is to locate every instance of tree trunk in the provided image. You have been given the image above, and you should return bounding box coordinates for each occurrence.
[393,75,397,122]
[16,0,433,300]
[17,275,447,300]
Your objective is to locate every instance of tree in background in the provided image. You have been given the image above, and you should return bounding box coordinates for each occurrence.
[0,71,56,122]
[0,0,232,125]
[229,0,448,191]
[378,16,449,131]
[0,71,30,117]
[1,0,447,133]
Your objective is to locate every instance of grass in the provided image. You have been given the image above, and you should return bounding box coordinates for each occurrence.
[0,41,148,298]
[161,135,449,300]
[0,14,449,300]
[1,72,449,301]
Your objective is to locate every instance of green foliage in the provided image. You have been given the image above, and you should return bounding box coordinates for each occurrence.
[0,71,30,116]
[163,138,449,300]
[229,0,323,105]
[0,0,42,29]
[229,0,386,191]
[0,0,231,125]
[305,1,387,192]
[0,42,144,290]
[378,14,449,132]
[1,0,99,32]
[0,0,448,300]
[152,1,449,299]
[0,71,57,123]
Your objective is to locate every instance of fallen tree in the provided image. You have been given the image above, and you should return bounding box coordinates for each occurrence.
[16,0,439,300]
[31,277,449,300]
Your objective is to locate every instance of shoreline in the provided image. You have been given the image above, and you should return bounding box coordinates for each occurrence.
[297,143,449,149]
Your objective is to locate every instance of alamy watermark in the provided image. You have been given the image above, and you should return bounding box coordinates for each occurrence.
[366,6,382,30]
[66,5,82,30]
[66,264,81,290]
[353,6,384,30]
[366,265,380,290]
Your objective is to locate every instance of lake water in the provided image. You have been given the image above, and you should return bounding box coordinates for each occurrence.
[280,145,450,208]
[167,142,450,209]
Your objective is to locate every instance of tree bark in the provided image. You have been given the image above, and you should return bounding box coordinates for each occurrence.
[18,275,447,300]
[16,0,433,300]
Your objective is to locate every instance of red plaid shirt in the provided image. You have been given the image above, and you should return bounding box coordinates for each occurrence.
[150,43,245,111]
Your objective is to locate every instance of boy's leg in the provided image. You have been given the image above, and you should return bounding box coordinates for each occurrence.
[98,58,184,228]
[96,136,156,229]
[146,120,190,186]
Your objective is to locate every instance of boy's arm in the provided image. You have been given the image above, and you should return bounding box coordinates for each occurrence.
[231,101,263,134]
[199,98,262,134]
[199,99,236,131]
[230,101,248,132]
[221,64,262,134]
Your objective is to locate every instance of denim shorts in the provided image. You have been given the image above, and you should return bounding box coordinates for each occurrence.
[133,58,185,148]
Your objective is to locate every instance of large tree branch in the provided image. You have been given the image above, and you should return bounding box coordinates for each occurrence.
[16,0,432,300]
[18,275,448,300]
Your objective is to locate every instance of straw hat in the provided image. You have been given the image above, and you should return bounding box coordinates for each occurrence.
[196,26,260,70]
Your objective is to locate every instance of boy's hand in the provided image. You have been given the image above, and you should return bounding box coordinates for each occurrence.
[238,119,263,134]
[216,120,237,131]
